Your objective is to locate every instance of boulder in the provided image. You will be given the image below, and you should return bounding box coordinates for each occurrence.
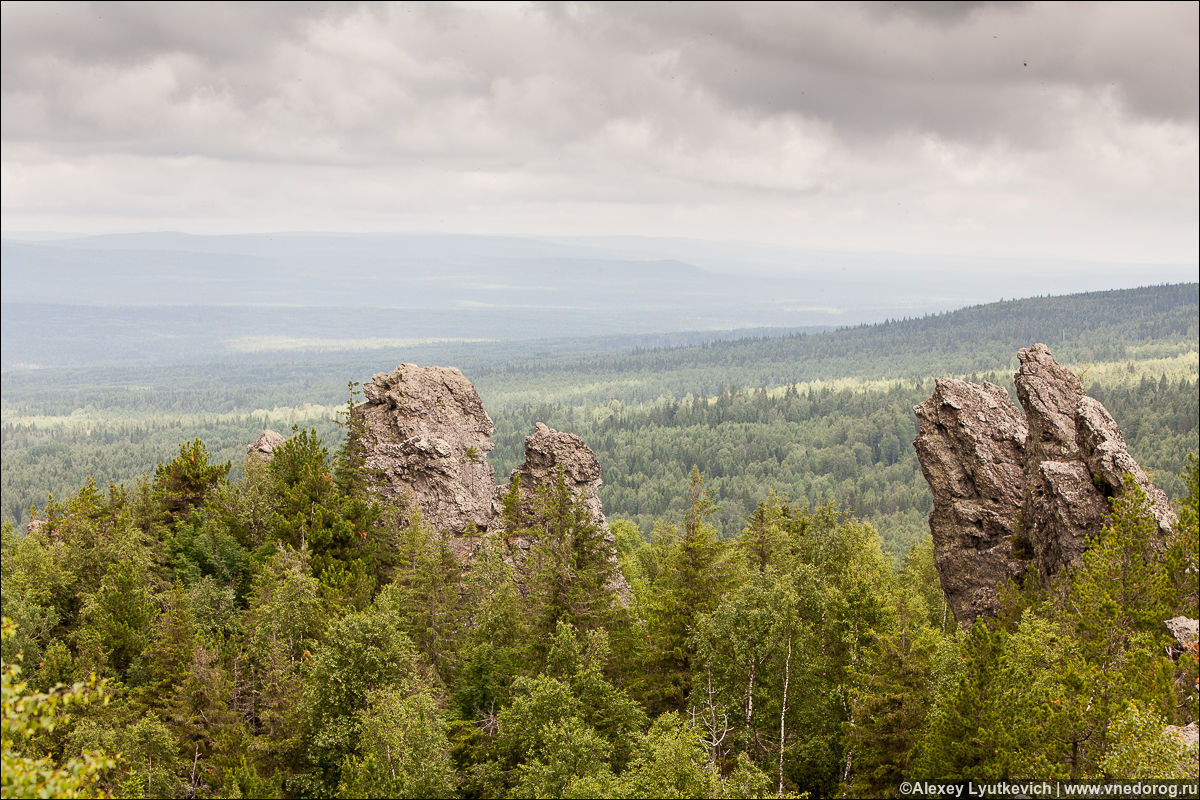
[246,429,286,462]
[1165,722,1198,768]
[1166,616,1199,651]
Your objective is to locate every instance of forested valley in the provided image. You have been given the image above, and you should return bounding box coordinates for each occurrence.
[4,283,1198,548]
[3,283,1198,797]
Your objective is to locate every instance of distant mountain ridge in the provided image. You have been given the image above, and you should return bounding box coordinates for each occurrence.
[2,282,1196,375]
[0,238,711,307]
[4,231,1194,335]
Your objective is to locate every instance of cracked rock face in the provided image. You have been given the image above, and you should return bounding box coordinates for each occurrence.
[913,379,1029,622]
[508,422,608,532]
[1016,343,1085,464]
[914,344,1176,623]
[344,364,631,601]
[353,364,498,535]
[1075,395,1176,531]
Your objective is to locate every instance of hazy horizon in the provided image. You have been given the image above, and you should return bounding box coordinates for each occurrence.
[3,2,1196,271]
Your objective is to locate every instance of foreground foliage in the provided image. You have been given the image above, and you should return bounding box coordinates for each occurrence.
[2,426,1197,798]
[1,617,114,798]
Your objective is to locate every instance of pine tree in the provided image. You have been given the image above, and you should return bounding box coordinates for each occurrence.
[844,619,941,797]
[914,619,1006,779]
[638,468,734,714]
[377,509,464,683]
[524,470,622,654]
[452,533,528,721]
[152,439,230,524]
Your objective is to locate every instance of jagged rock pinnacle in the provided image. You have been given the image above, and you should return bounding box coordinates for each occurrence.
[914,344,1176,622]
[505,422,632,602]
[352,363,498,536]
[340,363,632,600]
[508,422,607,531]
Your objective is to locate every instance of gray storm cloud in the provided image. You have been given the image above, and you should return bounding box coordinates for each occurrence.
[1,1,1196,265]
[5,2,1194,146]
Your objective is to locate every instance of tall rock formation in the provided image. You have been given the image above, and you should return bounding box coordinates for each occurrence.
[505,422,631,600]
[353,364,498,535]
[911,379,1029,622]
[507,422,608,532]
[349,363,631,598]
[914,344,1175,622]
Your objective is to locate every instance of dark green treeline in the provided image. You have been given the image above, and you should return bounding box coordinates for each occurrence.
[3,424,1197,798]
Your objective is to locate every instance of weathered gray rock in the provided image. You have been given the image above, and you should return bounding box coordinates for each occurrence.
[913,379,1029,622]
[353,364,498,536]
[506,422,631,601]
[1165,722,1198,773]
[1076,396,1175,534]
[1167,721,1199,748]
[1166,616,1199,650]
[1163,619,1199,775]
[1028,459,1109,574]
[247,429,286,462]
[914,344,1176,622]
[1016,343,1085,463]
[509,422,608,531]
[349,364,631,602]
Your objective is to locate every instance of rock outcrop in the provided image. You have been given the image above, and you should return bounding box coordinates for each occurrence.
[912,379,1029,622]
[1166,721,1199,754]
[914,344,1176,623]
[505,422,631,601]
[1075,395,1176,531]
[347,363,630,598]
[353,364,498,536]
[507,422,608,533]
[1164,617,1200,775]
[247,429,286,462]
[1166,616,1200,655]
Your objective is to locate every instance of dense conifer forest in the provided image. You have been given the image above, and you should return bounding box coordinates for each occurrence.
[3,432,1197,797]
[3,284,1197,548]
[2,283,1198,797]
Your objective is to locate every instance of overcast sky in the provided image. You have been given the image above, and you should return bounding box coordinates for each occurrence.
[2,1,1197,267]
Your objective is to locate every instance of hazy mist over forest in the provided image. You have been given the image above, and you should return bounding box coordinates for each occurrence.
[3,230,1196,370]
